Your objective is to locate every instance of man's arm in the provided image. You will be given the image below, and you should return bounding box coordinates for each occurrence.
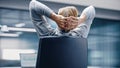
[69,6,96,38]
[78,14,86,25]
[78,6,96,24]
[57,6,96,31]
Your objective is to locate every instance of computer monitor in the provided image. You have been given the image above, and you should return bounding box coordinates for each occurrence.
[36,36,88,68]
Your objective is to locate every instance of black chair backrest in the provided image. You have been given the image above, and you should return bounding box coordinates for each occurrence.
[36,36,88,68]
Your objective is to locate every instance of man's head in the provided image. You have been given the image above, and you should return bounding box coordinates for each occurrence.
[58,6,78,17]
[57,6,79,31]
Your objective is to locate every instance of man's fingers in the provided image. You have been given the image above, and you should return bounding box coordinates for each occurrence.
[70,16,78,20]
[65,19,78,30]
[70,20,78,24]
[56,16,79,31]
[58,24,65,29]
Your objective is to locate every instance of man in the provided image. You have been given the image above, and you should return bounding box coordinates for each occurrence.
[29,0,95,38]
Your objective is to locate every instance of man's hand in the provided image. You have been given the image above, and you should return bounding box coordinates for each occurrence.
[64,16,79,31]
[55,16,79,31]
[50,13,79,31]
[54,15,67,30]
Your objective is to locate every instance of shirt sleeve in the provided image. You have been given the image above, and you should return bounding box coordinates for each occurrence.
[80,6,96,20]
[68,24,87,38]
[69,6,96,38]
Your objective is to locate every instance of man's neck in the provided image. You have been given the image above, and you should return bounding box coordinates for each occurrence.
[58,28,70,33]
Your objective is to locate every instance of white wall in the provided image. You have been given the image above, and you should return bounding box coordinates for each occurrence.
[46,0,120,11]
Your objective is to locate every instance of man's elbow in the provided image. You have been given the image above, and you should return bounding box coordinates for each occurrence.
[90,5,96,18]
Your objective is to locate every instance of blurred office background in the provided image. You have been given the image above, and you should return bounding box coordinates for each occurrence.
[0,0,120,68]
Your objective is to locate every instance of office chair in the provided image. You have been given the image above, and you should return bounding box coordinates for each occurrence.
[36,36,87,68]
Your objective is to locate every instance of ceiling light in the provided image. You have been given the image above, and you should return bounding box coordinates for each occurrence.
[15,23,25,27]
